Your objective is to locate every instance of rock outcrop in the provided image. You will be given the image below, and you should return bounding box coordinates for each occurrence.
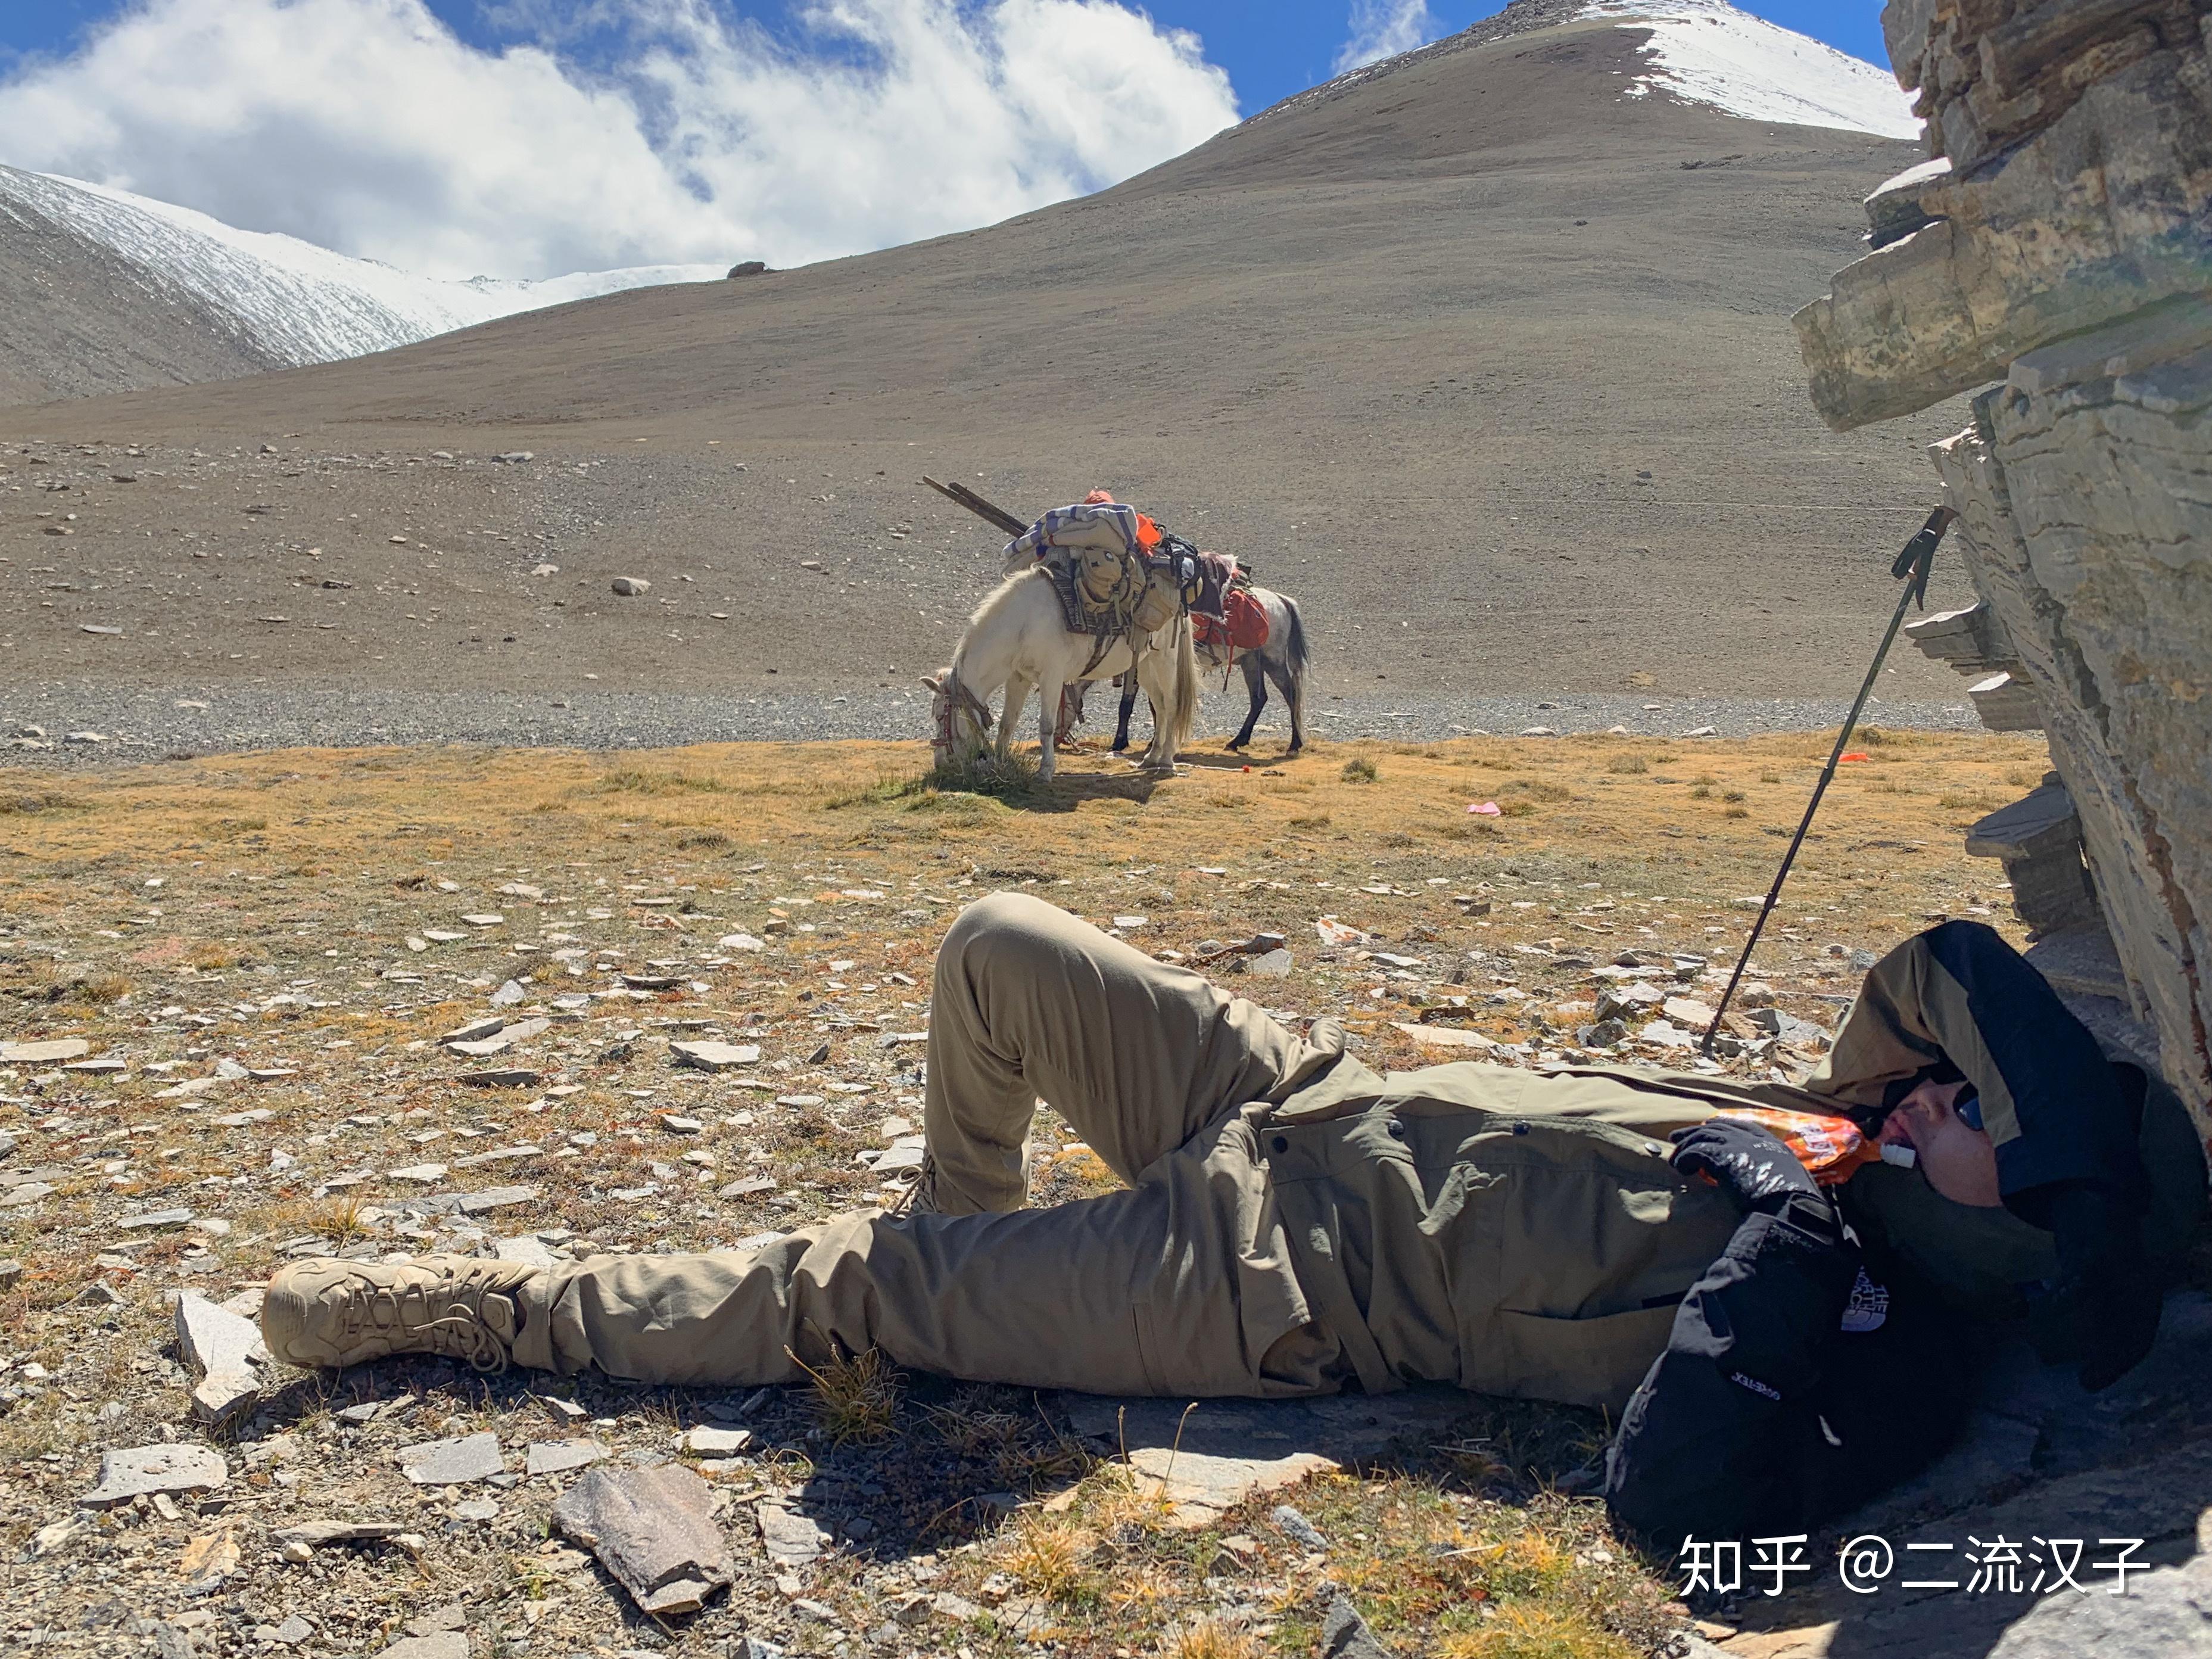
[1796,2,2212,1137]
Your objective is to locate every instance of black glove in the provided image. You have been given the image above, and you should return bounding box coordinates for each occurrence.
[2027,1184,2161,1392]
[1671,1120,1822,1217]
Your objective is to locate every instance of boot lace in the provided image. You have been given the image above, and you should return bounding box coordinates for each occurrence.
[341,1271,514,1372]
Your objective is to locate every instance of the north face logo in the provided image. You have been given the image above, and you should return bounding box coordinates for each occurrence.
[1841,1265,1890,1333]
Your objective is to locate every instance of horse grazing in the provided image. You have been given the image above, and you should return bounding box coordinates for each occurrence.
[1110,584,1311,757]
[926,567,1198,779]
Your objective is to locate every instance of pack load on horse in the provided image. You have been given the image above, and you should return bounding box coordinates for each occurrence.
[922,480,1202,779]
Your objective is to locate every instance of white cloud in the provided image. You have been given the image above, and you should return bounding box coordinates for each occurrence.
[1332,0,1435,74]
[0,0,1241,281]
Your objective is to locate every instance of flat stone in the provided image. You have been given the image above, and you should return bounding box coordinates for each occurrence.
[1058,1388,1468,1527]
[1391,1022,1494,1052]
[611,576,652,596]
[270,1616,314,1646]
[389,1164,449,1184]
[180,1526,241,1588]
[0,1038,89,1063]
[460,913,504,927]
[1988,1552,2212,1658]
[84,1443,228,1507]
[1272,1504,1329,1551]
[173,1291,269,1427]
[451,1498,501,1522]
[61,1057,127,1075]
[1247,948,1294,978]
[404,1605,468,1636]
[372,1636,469,1659]
[120,1207,195,1230]
[398,1432,507,1485]
[684,1425,755,1457]
[1320,1592,1395,1659]
[440,1016,507,1045]
[491,1235,561,1271]
[552,1464,735,1616]
[447,1018,547,1058]
[453,1185,538,1215]
[1661,997,1717,1029]
[755,1499,832,1567]
[526,1439,609,1476]
[672,1040,761,1073]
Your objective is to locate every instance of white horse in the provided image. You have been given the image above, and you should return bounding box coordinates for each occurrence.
[925,568,1198,779]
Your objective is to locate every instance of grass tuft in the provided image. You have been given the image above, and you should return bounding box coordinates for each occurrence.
[1003,1518,1096,1601]
[1436,1604,1635,1659]
[1604,755,1649,775]
[598,767,731,795]
[1167,1620,1262,1659]
[0,792,82,815]
[1340,757,1379,784]
[789,1344,902,1445]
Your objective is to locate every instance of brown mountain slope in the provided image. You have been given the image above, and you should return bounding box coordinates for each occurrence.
[1,8,1970,715]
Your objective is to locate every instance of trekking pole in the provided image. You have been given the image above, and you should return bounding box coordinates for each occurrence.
[1700,506,1958,1056]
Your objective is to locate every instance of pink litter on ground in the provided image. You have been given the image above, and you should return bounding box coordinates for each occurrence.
[1468,801,1502,816]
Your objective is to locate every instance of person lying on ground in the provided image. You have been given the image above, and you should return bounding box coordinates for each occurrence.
[259,894,2204,1548]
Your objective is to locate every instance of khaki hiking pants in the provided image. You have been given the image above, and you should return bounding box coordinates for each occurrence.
[513,892,1353,1394]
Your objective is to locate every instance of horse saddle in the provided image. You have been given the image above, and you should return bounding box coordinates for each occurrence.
[1041,539,1201,639]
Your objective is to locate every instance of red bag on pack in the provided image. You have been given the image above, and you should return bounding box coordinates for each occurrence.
[1196,588,1270,653]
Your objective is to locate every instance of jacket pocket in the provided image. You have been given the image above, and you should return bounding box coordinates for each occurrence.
[1484,1305,1681,1415]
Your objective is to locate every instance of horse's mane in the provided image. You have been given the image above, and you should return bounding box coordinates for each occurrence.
[949,567,1043,679]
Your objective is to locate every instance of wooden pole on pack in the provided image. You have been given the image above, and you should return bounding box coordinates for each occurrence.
[1700,506,1957,1056]
[922,477,1028,538]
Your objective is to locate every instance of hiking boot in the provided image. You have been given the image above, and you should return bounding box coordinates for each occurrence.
[882,1153,942,1220]
[261,1255,541,1372]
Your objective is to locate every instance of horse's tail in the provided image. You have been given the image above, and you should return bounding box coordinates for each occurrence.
[1280,593,1310,684]
[1169,614,1201,756]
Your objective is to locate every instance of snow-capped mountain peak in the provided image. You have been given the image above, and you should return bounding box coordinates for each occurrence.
[1590,1,1923,140]
[0,162,727,373]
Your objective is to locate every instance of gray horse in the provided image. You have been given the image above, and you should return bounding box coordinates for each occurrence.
[1107,584,1311,757]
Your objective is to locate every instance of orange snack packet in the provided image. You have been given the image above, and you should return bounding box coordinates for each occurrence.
[1711,1106,1887,1185]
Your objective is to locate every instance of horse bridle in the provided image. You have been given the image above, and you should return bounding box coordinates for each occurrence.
[932,671,995,758]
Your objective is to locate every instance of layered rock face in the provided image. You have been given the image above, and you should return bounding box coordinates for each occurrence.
[1797,1,2212,1136]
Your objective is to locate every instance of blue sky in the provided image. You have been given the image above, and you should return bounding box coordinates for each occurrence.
[0,2,1891,113]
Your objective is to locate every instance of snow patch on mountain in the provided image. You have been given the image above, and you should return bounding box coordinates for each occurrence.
[0,163,724,369]
[1590,1,1922,139]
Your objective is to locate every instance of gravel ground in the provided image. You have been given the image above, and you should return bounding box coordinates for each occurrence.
[0,683,1979,767]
